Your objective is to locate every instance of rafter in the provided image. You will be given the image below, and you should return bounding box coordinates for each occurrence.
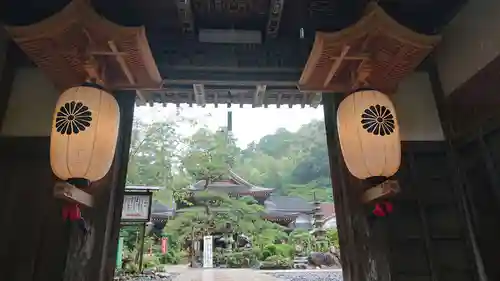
[323,45,350,87]
[193,83,206,107]
[299,3,440,93]
[252,85,267,108]
[266,0,285,39]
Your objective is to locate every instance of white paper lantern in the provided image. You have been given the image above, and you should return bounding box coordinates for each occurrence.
[50,84,120,183]
[337,89,401,179]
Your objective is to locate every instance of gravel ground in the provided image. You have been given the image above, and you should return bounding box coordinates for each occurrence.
[115,272,180,281]
[263,271,343,281]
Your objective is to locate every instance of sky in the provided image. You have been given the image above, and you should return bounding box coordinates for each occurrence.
[134,104,325,148]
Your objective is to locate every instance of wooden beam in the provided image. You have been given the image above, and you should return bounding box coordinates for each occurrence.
[135,90,147,106]
[0,41,18,130]
[266,0,285,39]
[301,93,308,108]
[54,181,94,208]
[193,83,206,107]
[324,46,350,87]
[176,0,195,33]
[108,41,136,86]
[253,84,266,108]
[310,92,322,108]
[90,51,126,56]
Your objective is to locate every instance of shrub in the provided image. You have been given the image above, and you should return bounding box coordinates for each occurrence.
[274,244,294,258]
[142,255,160,269]
[259,255,292,270]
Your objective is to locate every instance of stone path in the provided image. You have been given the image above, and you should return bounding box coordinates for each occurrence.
[170,269,343,281]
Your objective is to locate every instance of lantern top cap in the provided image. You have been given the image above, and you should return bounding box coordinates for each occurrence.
[351,88,381,94]
[80,81,105,90]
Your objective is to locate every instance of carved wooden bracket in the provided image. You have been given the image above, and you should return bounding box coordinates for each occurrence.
[54,181,94,208]
[4,0,161,103]
[299,3,441,94]
[362,179,400,204]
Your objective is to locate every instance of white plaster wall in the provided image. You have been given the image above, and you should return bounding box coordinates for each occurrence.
[1,67,59,136]
[393,73,445,141]
[435,0,500,95]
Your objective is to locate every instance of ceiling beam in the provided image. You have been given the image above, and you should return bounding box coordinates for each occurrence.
[137,88,325,108]
[310,92,322,108]
[163,79,297,88]
[253,85,267,108]
[176,0,195,34]
[266,0,285,39]
[193,83,206,107]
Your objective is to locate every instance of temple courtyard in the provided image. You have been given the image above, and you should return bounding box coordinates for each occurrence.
[118,268,343,281]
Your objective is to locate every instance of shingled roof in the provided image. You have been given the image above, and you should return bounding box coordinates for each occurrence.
[188,169,273,194]
[264,195,315,213]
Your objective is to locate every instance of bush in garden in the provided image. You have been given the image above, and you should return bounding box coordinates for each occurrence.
[274,244,294,258]
[259,255,293,270]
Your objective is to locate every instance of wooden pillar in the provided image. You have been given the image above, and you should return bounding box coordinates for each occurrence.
[322,93,392,281]
[63,91,135,281]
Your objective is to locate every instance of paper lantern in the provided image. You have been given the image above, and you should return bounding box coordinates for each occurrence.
[50,83,120,184]
[337,89,401,179]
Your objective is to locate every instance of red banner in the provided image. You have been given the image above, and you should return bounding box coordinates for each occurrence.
[161,237,168,254]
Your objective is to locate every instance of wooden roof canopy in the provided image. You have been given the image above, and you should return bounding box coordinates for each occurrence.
[4,0,161,101]
[299,3,441,94]
[1,0,452,105]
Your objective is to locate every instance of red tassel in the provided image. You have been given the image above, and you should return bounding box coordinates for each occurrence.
[373,203,386,217]
[62,204,81,221]
[384,202,394,214]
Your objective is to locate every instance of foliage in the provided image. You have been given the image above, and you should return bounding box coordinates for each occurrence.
[326,229,340,249]
[127,116,333,205]
[182,129,240,188]
[124,111,336,268]
[262,243,294,260]
[166,191,270,241]
[214,248,261,268]
[260,255,293,270]
[142,254,161,269]
[289,229,314,253]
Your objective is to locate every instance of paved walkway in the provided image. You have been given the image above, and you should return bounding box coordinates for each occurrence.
[171,269,277,281]
[170,268,343,281]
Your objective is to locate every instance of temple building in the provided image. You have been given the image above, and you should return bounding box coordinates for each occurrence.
[177,169,336,231]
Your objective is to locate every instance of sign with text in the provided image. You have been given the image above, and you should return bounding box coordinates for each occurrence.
[121,192,152,222]
[203,235,213,268]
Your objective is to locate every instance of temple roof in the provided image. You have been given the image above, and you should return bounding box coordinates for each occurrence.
[264,195,315,213]
[188,169,274,194]
[150,200,176,221]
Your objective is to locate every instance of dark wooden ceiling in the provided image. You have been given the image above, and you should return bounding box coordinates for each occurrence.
[1,0,467,37]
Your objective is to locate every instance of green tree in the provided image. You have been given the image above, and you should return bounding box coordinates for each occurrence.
[181,128,240,189]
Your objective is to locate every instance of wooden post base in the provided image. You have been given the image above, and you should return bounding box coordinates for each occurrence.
[362,179,400,204]
[54,181,93,207]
